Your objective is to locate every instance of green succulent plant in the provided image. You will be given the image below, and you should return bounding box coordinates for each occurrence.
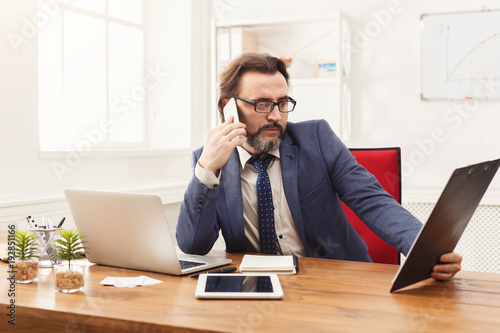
[51,228,87,268]
[14,229,40,261]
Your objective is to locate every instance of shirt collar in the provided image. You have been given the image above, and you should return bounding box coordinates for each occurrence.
[236,146,280,169]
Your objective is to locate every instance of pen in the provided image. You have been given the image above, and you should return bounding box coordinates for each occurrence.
[57,217,66,228]
[189,266,237,278]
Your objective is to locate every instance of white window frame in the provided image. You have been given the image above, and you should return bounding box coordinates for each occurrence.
[37,0,194,159]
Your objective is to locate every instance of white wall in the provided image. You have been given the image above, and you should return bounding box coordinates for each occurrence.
[344,0,500,203]
[209,0,500,203]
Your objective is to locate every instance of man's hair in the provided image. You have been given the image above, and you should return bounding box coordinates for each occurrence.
[218,52,290,122]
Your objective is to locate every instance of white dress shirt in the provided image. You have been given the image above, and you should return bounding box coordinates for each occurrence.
[194,146,307,256]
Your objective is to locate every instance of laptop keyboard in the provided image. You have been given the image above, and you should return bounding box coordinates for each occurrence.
[179,259,206,270]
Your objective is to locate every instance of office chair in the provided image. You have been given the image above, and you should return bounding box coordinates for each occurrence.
[342,147,401,265]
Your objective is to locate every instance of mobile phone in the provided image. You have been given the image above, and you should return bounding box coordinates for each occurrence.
[223,97,239,123]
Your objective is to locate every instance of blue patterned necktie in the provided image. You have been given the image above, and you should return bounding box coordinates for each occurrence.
[249,154,278,254]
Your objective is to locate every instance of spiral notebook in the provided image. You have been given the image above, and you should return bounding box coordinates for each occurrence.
[239,254,299,275]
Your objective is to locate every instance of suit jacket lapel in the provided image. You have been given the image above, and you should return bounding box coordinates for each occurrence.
[221,149,248,250]
[280,134,307,245]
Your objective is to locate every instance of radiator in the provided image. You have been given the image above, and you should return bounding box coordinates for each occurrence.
[403,202,500,274]
[164,202,181,246]
[164,202,226,251]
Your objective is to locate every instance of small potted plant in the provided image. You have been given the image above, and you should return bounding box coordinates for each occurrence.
[279,56,293,68]
[51,228,87,293]
[12,229,40,283]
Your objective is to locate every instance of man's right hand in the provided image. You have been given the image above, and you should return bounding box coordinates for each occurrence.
[197,115,246,176]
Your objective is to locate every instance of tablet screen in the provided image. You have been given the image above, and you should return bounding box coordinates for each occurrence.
[195,273,284,299]
[205,275,274,293]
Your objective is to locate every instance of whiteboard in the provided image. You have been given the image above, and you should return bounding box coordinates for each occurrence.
[421,10,500,100]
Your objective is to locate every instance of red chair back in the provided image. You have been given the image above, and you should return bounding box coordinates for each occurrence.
[342,148,401,264]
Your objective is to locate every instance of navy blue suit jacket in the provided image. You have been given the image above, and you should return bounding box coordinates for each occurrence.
[176,120,422,262]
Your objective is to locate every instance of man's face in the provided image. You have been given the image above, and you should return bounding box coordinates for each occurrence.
[234,71,289,155]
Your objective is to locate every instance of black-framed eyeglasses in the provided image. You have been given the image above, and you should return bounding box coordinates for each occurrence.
[234,96,296,113]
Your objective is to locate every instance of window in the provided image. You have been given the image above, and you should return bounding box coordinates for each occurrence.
[38,0,192,153]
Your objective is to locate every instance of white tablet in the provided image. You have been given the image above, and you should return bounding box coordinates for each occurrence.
[194,273,284,299]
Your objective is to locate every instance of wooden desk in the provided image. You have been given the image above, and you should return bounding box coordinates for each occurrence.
[1,248,500,333]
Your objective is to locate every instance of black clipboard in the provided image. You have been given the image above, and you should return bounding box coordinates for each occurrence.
[391,158,500,292]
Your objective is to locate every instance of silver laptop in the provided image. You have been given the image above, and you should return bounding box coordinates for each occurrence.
[64,189,231,275]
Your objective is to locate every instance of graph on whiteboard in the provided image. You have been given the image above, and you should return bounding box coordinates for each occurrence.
[421,10,500,100]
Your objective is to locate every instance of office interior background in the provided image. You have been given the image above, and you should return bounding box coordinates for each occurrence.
[1,0,499,273]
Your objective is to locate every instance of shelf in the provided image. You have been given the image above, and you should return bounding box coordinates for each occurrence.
[215,15,338,28]
[290,77,337,86]
[211,9,351,140]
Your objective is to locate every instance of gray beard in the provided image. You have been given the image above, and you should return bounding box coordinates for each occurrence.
[245,124,285,153]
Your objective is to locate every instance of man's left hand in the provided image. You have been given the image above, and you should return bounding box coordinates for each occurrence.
[431,252,463,281]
